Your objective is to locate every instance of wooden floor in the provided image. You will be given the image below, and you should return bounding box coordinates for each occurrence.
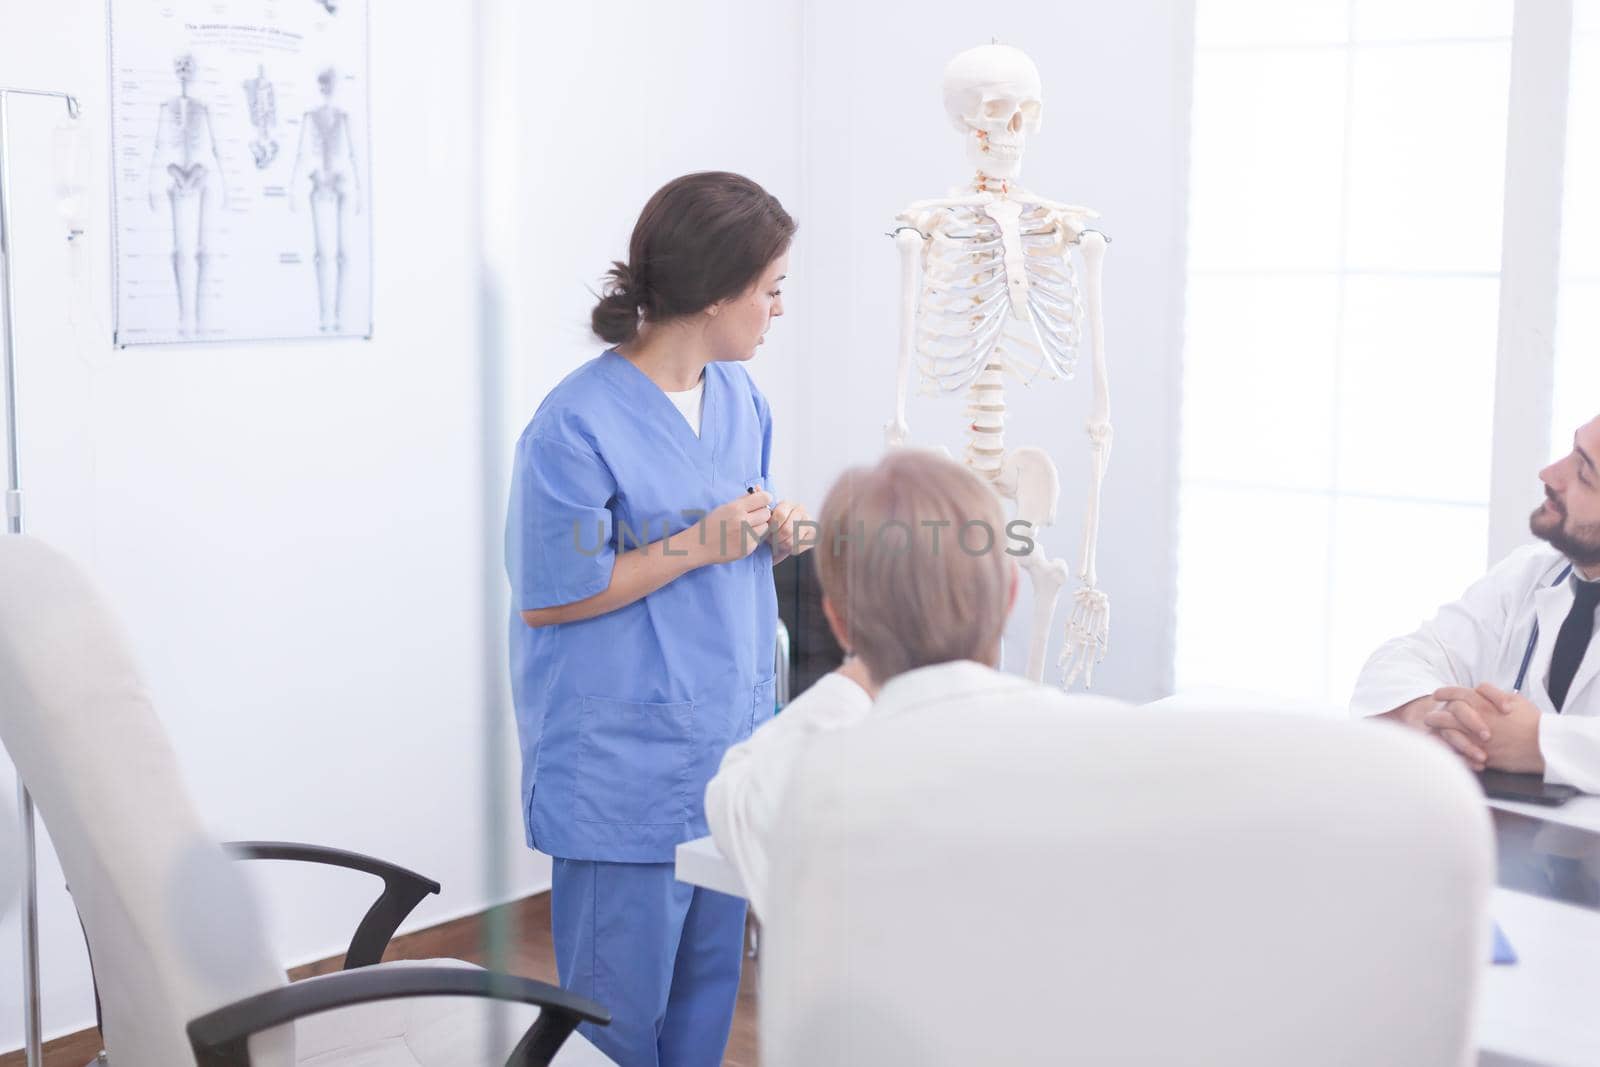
[0,893,761,1067]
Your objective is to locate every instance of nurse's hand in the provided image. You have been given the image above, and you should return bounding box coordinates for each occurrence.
[769,501,812,564]
[694,492,773,564]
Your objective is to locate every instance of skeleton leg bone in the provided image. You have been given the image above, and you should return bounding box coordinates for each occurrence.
[997,446,1068,684]
[334,187,348,331]
[167,177,204,335]
[311,181,340,330]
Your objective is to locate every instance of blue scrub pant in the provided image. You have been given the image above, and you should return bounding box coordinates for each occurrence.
[551,858,746,1067]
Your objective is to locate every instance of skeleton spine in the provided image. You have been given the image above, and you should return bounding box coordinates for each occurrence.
[964,359,1007,480]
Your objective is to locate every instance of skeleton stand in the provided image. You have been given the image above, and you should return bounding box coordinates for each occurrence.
[0,84,81,1067]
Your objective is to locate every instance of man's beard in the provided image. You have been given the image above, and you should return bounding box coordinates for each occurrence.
[1531,495,1600,567]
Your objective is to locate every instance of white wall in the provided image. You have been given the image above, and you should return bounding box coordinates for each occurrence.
[508,3,807,476]
[796,1,1193,700]
[0,2,543,1049]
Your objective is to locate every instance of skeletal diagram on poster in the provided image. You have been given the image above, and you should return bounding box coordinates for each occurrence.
[109,1,371,345]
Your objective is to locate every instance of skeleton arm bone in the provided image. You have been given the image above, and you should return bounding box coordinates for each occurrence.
[889,200,980,439]
[886,225,923,447]
[203,106,230,210]
[343,112,363,213]
[1076,230,1112,583]
[147,104,165,211]
[288,114,311,213]
[1059,230,1112,688]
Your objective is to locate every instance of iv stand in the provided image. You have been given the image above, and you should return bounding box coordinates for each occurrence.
[0,84,82,1067]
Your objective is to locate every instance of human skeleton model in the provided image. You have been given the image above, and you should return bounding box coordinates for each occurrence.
[147,54,229,336]
[290,67,362,332]
[242,65,278,169]
[888,44,1112,687]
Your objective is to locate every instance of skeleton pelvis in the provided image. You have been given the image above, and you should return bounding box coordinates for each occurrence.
[996,446,1060,526]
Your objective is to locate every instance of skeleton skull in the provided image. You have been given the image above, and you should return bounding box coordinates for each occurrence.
[941,44,1043,181]
[173,54,197,86]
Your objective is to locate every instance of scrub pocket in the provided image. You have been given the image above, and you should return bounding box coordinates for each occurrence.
[750,677,777,736]
[575,695,695,826]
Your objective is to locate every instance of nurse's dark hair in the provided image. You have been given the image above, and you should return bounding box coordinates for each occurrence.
[591,171,796,345]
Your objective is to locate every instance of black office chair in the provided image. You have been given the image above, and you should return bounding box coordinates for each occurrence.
[773,553,846,701]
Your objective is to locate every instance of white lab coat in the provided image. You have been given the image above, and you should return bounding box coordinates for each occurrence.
[706,659,1131,916]
[705,671,873,918]
[1350,542,1600,791]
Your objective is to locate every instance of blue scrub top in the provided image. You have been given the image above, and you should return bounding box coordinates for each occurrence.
[506,350,779,862]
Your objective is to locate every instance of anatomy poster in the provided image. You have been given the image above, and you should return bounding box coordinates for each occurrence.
[109,1,372,345]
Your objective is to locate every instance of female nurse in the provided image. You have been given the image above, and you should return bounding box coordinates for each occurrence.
[506,172,809,1067]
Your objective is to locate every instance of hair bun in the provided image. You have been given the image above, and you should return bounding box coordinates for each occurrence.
[591,261,643,344]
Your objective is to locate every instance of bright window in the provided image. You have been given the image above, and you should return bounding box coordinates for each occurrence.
[1553,1,1600,449]
[1177,1,1514,703]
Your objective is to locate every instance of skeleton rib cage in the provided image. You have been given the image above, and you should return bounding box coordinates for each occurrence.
[913,204,1089,395]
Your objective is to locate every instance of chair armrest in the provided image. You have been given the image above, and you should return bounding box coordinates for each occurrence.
[223,840,441,969]
[188,964,610,1067]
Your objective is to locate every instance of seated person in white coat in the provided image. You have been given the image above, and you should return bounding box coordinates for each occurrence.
[1352,415,1600,792]
[706,448,1123,915]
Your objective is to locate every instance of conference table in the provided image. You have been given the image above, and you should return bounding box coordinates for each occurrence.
[1479,794,1600,1066]
[677,796,1600,1067]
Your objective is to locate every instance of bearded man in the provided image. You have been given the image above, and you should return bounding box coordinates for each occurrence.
[1352,415,1600,791]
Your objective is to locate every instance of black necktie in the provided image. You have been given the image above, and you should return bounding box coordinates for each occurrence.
[1548,579,1600,711]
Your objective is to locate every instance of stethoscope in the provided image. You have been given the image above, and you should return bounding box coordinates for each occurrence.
[1514,563,1575,693]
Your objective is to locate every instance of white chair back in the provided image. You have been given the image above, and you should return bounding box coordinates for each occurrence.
[762,701,1492,1066]
[0,537,293,1065]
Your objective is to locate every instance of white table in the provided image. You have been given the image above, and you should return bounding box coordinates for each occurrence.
[678,800,1600,1067]
[675,834,748,898]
